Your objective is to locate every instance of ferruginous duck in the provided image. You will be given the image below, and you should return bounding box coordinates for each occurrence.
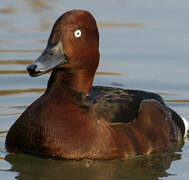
[6,9,187,160]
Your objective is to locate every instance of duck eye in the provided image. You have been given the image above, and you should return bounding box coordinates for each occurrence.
[74,29,82,38]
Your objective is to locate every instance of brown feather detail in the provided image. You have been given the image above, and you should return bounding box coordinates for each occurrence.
[6,10,184,160]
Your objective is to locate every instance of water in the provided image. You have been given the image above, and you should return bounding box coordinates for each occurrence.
[0,0,189,179]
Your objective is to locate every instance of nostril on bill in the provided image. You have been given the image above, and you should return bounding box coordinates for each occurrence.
[27,64,37,75]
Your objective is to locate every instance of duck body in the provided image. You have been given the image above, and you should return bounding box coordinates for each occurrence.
[6,10,186,160]
[6,81,184,159]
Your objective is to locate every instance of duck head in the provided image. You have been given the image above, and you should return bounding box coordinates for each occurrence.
[27,10,99,94]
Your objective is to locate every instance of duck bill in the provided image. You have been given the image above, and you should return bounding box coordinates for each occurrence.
[27,40,67,77]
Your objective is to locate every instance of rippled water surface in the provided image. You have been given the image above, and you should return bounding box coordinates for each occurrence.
[0,0,189,179]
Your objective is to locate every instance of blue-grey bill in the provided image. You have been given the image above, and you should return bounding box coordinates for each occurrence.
[27,40,67,77]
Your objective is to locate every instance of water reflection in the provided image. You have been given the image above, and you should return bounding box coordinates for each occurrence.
[0,113,20,117]
[0,49,42,53]
[0,0,189,179]
[0,8,14,14]
[0,70,26,75]
[0,69,122,76]
[98,22,144,28]
[166,100,189,103]
[0,60,32,65]
[5,150,182,180]
[26,0,53,11]
[0,88,44,96]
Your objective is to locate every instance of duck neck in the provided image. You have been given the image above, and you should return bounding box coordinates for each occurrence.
[46,68,95,96]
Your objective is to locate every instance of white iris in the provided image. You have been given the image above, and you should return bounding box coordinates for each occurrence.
[74,29,82,38]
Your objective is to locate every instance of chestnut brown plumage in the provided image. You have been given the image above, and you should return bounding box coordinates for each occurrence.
[6,10,185,160]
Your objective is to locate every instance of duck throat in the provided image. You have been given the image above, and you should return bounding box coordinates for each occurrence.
[46,68,95,95]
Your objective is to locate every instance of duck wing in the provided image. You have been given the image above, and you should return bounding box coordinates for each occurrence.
[86,86,164,123]
[86,86,185,136]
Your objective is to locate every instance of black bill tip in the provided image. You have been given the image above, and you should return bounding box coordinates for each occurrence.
[27,64,40,77]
